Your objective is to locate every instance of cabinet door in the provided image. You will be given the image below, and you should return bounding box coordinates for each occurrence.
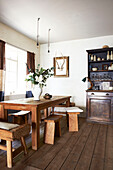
[88,97,111,121]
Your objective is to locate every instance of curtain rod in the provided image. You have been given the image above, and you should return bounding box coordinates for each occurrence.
[6,42,35,54]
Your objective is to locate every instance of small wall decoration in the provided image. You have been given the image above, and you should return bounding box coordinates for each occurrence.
[53,56,69,77]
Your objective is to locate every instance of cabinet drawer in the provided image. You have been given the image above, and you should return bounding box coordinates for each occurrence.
[88,98,111,120]
[87,92,113,97]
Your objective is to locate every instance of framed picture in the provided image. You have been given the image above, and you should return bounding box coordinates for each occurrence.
[53,56,69,77]
[102,64,108,71]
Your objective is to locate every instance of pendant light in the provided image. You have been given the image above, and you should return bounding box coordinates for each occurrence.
[48,29,51,53]
[37,18,40,47]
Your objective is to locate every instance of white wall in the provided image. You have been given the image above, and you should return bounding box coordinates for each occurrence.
[0,22,40,66]
[40,35,113,114]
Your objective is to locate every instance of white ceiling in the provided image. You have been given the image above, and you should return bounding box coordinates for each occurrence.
[0,0,113,44]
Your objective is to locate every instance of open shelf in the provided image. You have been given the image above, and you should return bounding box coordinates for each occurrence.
[91,80,113,82]
[89,60,113,63]
[89,70,113,72]
[88,47,113,91]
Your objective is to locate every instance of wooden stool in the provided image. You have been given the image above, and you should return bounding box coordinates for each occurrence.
[44,115,62,144]
[66,107,83,132]
[0,122,30,168]
[52,102,75,126]
[52,102,75,114]
[9,111,31,125]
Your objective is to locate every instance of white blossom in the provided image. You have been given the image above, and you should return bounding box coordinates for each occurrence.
[35,76,39,81]
[38,75,43,82]
[29,72,34,76]
[26,72,33,79]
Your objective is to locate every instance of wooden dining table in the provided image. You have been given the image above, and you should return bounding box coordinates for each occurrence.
[0,96,71,150]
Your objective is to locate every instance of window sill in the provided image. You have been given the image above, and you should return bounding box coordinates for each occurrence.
[4,94,26,101]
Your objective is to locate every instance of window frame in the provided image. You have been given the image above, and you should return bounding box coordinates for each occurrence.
[5,44,27,96]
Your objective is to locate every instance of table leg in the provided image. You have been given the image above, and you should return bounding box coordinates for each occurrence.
[0,105,8,121]
[44,108,48,118]
[32,107,40,150]
[66,97,70,127]
[66,98,70,107]
[51,107,54,115]
[0,104,3,119]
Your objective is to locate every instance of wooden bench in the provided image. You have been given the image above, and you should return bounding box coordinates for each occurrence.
[52,102,75,115]
[52,102,75,126]
[0,122,30,168]
[8,111,31,125]
[44,115,62,144]
[53,106,83,131]
[66,107,83,131]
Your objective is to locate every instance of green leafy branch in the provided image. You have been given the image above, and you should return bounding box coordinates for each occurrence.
[25,64,54,88]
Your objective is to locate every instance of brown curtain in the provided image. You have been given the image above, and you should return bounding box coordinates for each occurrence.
[0,40,5,70]
[27,51,35,74]
[26,51,35,98]
[0,40,5,101]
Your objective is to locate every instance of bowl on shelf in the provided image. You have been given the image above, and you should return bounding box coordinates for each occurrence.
[109,87,113,90]
[92,68,97,71]
[102,45,109,48]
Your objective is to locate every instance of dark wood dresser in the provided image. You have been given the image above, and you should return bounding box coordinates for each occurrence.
[86,47,113,124]
[86,90,113,124]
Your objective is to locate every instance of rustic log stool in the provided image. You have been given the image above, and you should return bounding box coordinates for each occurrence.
[8,111,31,125]
[0,122,30,168]
[66,107,83,132]
[44,115,62,144]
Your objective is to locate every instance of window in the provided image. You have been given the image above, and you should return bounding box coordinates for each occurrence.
[5,44,27,95]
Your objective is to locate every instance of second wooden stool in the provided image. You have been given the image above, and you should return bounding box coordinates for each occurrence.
[66,107,83,132]
[44,115,62,144]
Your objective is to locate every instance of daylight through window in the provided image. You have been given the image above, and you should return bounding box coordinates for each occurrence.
[5,44,27,95]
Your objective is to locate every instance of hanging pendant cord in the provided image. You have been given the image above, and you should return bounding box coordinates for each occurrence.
[37,18,40,47]
[48,29,51,53]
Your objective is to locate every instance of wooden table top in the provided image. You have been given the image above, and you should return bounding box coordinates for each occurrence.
[0,96,71,106]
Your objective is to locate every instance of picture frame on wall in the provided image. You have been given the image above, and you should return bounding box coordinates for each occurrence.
[102,64,108,71]
[53,56,69,77]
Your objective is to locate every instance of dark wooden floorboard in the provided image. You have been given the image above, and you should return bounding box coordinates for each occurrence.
[0,117,113,170]
[61,123,100,170]
[89,125,108,170]
[45,122,91,170]
[24,165,42,170]
[28,128,74,169]
[104,125,113,170]
[74,124,100,170]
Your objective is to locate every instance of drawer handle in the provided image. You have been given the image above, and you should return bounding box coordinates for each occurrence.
[106,93,109,96]
[91,93,94,95]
